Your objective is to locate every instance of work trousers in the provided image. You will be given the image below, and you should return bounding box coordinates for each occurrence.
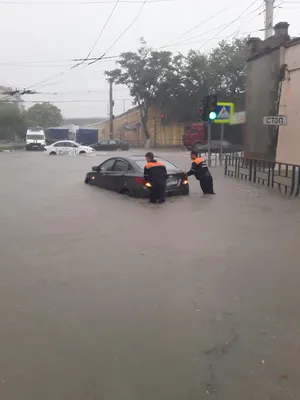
[149,182,166,203]
[199,176,215,194]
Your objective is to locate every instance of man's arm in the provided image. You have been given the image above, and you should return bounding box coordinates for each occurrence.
[144,166,149,181]
[187,162,197,176]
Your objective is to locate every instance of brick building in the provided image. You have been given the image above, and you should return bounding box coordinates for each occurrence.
[94,105,185,147]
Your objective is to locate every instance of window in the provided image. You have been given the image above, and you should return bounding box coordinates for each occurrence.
[113,160,131,172]
[26,134,44,140]
[99,158,115,171]
[109,140,116,145]
[101,140,109,145]
[134,158,178,172]
[54,142,64,147]
[67,142,78,148]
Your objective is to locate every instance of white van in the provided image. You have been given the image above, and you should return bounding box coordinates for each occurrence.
[26,128,46,151]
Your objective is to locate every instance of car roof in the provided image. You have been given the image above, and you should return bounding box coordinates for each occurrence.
[100,155,181,171]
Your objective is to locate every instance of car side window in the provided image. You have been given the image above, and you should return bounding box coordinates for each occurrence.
[54,142,63,147]
[68,142,78,148]
[101,140,108,145]
[113,160,131,172]
[109,140,116,145]
[63,142,73,147]
[99,158,115,171]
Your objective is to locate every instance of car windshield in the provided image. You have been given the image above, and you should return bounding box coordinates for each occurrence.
[27,134,44,140]
[134,158,179,172]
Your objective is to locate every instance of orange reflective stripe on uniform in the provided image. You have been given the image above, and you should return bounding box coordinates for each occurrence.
[193,157,205,165]
[145,161,166,169]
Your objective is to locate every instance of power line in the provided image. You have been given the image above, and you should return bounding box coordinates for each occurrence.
[159,1,239,49]
[0,99,132,103]
[198,0,261,51]
[78,0,121,67]
[159,2,263,49]
[222,5,265,41]
[87,0,147,66]
[27,88,128,95]
[24,0,148,88]
[0,55,118,66]
[0,0,169,3]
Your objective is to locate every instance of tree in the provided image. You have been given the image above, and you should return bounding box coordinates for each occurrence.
[207,38,247,110]
[105,39,176,144]
[0,102,24,140]
[107,37,248,129]
[26,102,63,129]
[164,38,247,121]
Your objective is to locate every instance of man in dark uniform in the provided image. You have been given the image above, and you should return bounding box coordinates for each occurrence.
[144,152,167,203]
[187,151,215,194]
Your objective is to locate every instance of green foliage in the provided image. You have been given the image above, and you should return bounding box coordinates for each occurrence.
[0,102,24,140]
[0,101,63,140]
[106,38,247,136]
[25,102,63,129]
[106,38,175,139]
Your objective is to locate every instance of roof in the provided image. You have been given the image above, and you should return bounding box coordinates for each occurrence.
[62,117,106,126]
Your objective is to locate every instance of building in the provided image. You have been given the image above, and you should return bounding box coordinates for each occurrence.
[62,117,106,126]
[93,105,185,147]
[276,36,300,165]
[245,22,300,165]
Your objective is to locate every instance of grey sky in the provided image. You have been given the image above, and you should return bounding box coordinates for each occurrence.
[1,0,299,119]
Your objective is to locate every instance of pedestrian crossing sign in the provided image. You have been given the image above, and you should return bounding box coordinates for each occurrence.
[214,102,234,124]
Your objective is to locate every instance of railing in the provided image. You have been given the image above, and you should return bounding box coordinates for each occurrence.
[225,155,300,197]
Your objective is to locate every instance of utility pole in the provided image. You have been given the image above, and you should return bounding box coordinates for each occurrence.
[207,122,212,167]
[265,0,275,39]
[109,80,114,139]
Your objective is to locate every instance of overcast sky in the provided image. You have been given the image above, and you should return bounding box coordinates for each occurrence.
[0,0,299,119]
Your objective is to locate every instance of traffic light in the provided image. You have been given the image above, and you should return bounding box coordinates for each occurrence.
[209,94,218,120]
[161,113,167,125]
[201,96,209,121]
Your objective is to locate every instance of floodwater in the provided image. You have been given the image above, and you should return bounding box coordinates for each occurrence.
[0,150,300,400]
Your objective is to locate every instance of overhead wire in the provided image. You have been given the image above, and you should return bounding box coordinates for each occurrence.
[159,1,240,49]
[0,0,169,3]
[0,98,131,103]
[72,0,122,69]
[87,0,147,66]
[198,0,262,51]
[158,2,263,50]
[222,4,265,41]
[19,0,148,89]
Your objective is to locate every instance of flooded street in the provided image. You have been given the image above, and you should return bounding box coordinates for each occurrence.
[0,151,300,399]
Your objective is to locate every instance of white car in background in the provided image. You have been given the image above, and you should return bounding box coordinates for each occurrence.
[44,140,95,156]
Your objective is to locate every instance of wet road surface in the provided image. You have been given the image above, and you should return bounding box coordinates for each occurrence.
[0,150,300,400]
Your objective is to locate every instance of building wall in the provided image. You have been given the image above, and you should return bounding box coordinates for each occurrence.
[276,43,300,165]
[245,48,282,160]
[94,106,185,147]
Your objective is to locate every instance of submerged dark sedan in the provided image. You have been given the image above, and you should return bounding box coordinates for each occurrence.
[90,139,129,151]
[84,156,189,198]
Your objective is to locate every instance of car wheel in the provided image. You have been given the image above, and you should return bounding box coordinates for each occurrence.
[79,151,86,155]
[49,151,56,155]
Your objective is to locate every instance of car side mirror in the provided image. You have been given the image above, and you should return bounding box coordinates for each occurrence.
[92,166,99,172]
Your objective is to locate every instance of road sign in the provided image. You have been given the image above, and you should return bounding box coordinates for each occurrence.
[263,116,287,126]
[214,102,234,124]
